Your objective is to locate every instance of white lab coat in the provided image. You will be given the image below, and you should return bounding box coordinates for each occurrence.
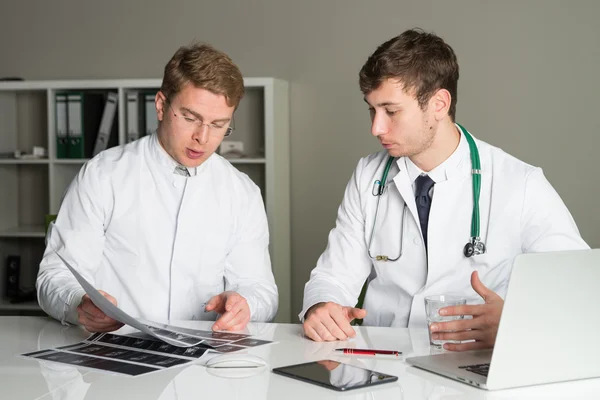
[301,128,588,328]
[37,134,278,326]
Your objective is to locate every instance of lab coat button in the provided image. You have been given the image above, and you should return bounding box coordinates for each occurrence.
[173,180,179,188]
[414,237,422,245]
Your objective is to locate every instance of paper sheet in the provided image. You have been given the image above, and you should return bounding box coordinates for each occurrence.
[56,252,210,348]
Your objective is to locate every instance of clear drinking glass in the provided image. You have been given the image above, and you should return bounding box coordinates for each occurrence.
[424,295,467,348]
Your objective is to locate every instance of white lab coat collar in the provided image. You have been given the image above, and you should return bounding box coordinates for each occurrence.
[403,124,469,185]
[150,133,206,177]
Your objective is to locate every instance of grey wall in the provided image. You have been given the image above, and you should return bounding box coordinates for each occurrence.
[2,0,598,321]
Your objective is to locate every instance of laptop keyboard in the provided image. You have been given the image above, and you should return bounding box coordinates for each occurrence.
[459,363,490,377]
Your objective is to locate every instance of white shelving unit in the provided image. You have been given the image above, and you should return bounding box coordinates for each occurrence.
[0,78,291,322]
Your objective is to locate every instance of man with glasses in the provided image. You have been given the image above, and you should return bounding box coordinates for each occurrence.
[37,44,278,333]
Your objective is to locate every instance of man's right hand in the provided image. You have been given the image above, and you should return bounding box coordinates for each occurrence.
[77,290,123,333]
[303,302,367,342]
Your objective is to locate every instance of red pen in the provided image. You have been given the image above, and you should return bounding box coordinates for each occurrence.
[335,348,401,358]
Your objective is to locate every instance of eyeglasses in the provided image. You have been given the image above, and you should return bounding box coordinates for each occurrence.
[167,100,234,137]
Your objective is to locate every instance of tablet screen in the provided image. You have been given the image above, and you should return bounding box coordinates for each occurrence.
[272,360,398,391]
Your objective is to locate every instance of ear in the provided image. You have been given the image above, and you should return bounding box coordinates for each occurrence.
[155,91,168,122]
[430,88,452,121]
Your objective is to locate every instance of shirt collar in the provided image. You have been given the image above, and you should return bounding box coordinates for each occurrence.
[150,133,201,176]
[404,123,469,184]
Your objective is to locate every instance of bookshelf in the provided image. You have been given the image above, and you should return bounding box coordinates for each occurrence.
[0,78,291,322]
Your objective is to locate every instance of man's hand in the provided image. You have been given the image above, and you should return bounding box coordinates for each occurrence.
[430,271,504,351]
[303,302,367,342]
[206,291,251,332]
[77,290,124,333]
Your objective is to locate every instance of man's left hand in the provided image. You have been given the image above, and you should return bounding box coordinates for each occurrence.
[429,271,504,351]
[205,291,251,332]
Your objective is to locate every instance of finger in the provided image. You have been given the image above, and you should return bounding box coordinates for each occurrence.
[224,294,241,312]
[430,317,486,333]
[471,271,498,303]
[431,329,485,342]
[80,307,109,326]
[319,314,349,341]
[98,290,118,306]
[79,314,123,332]
[443,340,491,352]
[78,309,119,328]
[214,303,245,330]
[205,294,222,312]
[313,321,337,342]
[220,311,250,331]
[80,307,106,323]
[78,304,121,329]
[215,307,248,331]
[439,304,486,317]
[81,306,114,324]
[329,307,356,338]
[304,324,323,342]
[81,300,105,319]
[212,313,233,331]
[346,307,367,322]
[227,313,251,332]
[225,295,247,316]
[214,311,237,329]
[81,304,117,325]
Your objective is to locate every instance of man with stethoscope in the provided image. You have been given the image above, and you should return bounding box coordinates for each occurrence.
[300,29,588,350]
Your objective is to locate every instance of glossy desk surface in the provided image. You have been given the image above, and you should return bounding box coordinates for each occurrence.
[1,317,598,399]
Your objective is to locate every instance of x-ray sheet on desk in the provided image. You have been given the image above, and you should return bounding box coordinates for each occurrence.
[56,252,217,348]
[21,332,210,376]
[22,328,274,376]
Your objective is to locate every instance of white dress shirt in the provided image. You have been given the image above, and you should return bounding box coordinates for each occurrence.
[37,134,278,325]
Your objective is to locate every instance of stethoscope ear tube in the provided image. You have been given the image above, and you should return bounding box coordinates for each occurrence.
[459,123,486,257]
[369,124,486,261]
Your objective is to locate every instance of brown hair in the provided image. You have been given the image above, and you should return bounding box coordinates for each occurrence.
[359,29,459,121]
[160,43,244,108]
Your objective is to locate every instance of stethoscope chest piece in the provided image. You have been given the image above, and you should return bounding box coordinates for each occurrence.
[463,237,486,258]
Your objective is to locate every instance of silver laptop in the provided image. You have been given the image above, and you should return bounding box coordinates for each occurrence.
[406,249,600,390]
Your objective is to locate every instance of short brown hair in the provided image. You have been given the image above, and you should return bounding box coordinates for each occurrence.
[160,43,244,108]
[359,29,459,121]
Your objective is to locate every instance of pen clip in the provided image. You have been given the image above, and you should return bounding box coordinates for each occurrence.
[335,348,401,355]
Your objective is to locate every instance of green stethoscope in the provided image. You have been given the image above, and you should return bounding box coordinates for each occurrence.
[367,123,486,261]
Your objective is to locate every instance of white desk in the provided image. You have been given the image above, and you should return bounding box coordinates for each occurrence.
[1,317,598,399]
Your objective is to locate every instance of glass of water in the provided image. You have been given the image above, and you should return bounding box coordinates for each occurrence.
[424,295,467,348]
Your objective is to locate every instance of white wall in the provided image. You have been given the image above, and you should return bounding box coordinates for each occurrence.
[2,0,598,320]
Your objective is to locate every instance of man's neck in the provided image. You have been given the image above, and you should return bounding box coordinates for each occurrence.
[410,121,460,173]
